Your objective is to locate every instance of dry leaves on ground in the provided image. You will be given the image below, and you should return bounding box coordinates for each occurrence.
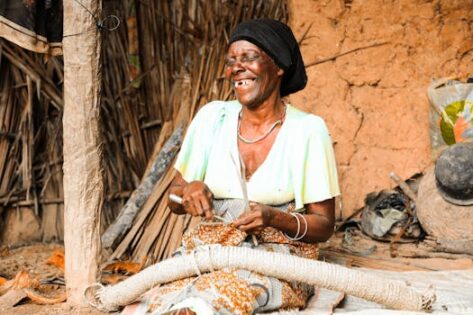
[46,249,65,271]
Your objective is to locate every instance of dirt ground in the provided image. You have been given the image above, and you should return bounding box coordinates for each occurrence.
[1,235,472,314]
[0,243,107,315]
[0,243,63,279]
[1,303,108,315]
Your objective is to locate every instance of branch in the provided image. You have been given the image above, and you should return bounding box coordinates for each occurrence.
[305,41,390,68]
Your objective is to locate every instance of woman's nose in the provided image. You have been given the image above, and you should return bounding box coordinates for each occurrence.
[230,61,245,74]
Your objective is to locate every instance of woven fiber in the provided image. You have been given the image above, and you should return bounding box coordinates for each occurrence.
[87,245,435,312]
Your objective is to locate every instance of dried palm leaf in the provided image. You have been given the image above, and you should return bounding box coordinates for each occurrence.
[46,249,65,271]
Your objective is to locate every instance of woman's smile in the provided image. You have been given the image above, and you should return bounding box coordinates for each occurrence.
[233,78,257,94]
[234,78,256,89]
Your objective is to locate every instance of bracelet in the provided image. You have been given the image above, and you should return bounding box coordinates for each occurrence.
[295,213,308,240]
[284,212,307,241]
[284,213,300,240]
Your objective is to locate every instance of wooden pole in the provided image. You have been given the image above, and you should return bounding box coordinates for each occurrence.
[62,0,104,305]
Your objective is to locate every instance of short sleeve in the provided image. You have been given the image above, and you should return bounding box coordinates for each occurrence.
[292,117,340,209]
[174,102,224,182]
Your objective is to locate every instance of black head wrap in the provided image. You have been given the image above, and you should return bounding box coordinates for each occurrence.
[229,19,307,97]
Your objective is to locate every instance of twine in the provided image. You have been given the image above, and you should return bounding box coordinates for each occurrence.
[86,245,436,312]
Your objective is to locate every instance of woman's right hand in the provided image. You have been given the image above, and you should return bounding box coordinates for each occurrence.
[181,181,214,219]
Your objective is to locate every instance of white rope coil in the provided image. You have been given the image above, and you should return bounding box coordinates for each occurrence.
[88,245,435,312]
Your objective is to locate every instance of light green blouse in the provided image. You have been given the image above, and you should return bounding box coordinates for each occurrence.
[174,100,340,210]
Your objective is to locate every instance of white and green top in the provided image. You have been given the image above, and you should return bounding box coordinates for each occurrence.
[174,100,340,210]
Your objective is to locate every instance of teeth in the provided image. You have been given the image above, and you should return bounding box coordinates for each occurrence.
[234,79,252,87]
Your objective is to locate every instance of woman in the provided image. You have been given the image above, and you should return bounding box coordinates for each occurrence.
[156,19,339,315]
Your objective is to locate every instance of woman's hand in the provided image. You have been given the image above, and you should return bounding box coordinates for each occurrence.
[181,181,214,219]
[233,202,274,234]
[168,172,214,219]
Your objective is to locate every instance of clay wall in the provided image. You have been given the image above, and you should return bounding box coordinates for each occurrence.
[287,0,473,217]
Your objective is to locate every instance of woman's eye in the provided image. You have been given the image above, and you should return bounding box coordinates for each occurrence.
[224,55,260,67]
[242,55,259,62]
[225,59,236,67]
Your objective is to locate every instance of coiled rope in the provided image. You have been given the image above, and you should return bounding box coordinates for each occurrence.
[85,245,435,312]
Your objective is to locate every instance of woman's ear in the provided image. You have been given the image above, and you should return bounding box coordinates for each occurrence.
[277,68,284,77]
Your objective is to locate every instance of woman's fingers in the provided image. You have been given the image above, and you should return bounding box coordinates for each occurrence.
[184,193,213,219]
[182,194,202,216]
[199,196,213,220]
[235,204,274,232]
[249,201,258,209]
[181,181,214,218]
[237,220,264,234]
[233,213,252,227]
[191,194,204,216]
[182,199,196,216]
[234,211,260,229]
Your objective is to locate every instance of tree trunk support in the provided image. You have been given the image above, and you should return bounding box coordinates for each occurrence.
[63,0,103,306]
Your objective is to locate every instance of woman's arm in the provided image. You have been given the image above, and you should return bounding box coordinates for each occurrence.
[168,172,214,219]
[233,198,335,243]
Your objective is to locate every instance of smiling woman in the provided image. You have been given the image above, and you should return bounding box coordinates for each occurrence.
[155,19,340,315]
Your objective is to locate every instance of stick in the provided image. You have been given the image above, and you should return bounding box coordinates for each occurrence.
[389,172,417,202]
[305,42,390,68]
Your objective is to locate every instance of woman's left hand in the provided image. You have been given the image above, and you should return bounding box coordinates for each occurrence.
[233,202,274,234]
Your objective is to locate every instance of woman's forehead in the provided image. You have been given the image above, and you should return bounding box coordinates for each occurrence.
[227,40,264,55]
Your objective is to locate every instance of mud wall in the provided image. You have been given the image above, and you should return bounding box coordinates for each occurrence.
[287,0,473,217]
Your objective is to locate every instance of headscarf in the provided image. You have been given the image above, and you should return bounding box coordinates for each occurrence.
[229,19,307,97]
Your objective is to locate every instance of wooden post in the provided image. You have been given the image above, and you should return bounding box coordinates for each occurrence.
[62,0,103,305]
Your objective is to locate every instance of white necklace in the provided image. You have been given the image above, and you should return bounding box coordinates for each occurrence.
[238,105,286,144]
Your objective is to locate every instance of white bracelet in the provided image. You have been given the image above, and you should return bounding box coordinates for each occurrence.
[284,212,308,241]
[294,212,308,240]
[284,212,301,241]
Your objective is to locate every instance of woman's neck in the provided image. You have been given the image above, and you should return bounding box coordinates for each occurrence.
[240,95,285,126]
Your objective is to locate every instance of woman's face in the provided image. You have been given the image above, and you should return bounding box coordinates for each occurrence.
[225,40,283,108]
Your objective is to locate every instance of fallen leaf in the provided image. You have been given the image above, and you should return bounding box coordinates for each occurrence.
[46,249,65,271]
[102,258,145,275]
[11,271,39,289]
[101,274,128,285]
[24,288,67,305]
[0,277,7,286]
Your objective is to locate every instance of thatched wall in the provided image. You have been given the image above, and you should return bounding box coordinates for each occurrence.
[288,0,473,216]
